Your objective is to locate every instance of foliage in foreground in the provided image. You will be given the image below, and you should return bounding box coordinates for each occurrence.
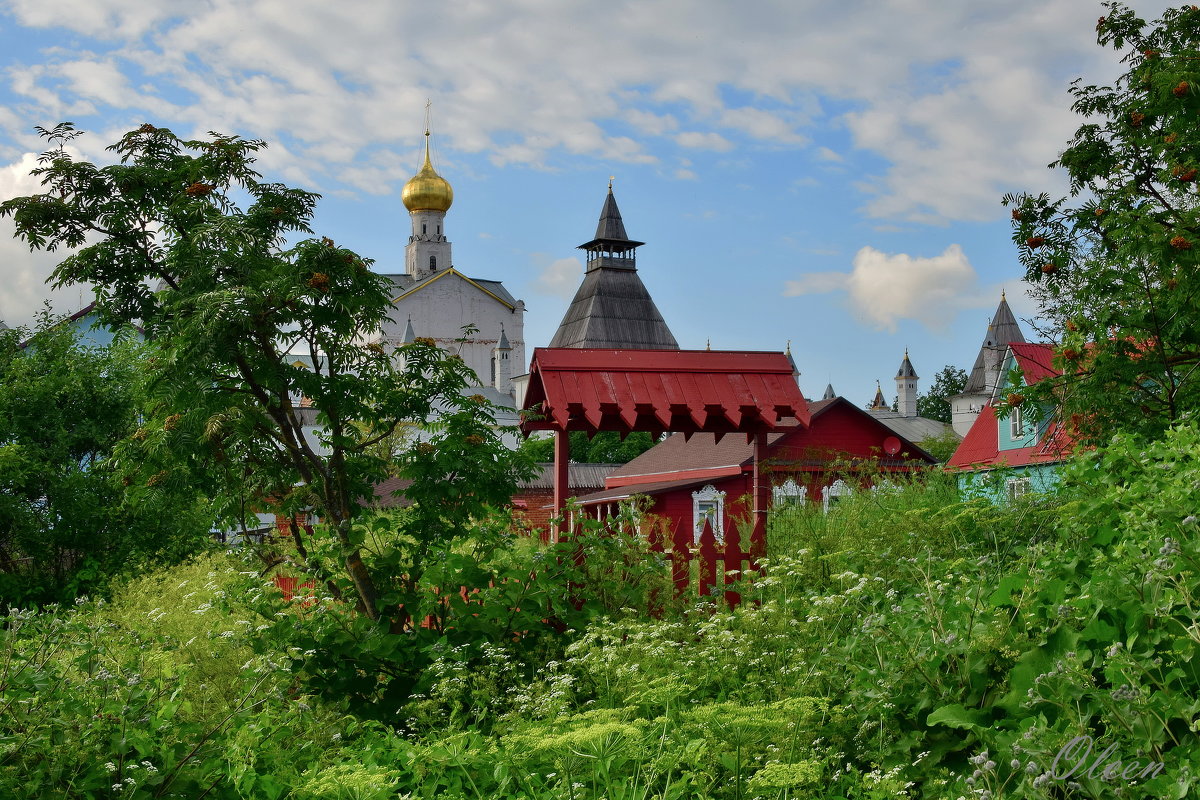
[6,421,1200,798]
[0,318,213,607]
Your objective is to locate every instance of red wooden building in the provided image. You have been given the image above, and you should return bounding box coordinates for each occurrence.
[574,396,936,544]
[520,346,809,553]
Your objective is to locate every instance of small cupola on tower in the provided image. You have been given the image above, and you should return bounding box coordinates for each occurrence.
[785,340,801,386]
[896,349,919,417]
[402,123,453,279]
[548,182,679,350]
[579,180,644,272]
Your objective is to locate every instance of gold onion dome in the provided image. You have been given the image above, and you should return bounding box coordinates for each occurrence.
[401,131,453,212]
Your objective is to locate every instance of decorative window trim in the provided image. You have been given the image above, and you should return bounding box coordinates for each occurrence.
[692,484,725,543]
[822,479,852,514]
[772,478,807,508]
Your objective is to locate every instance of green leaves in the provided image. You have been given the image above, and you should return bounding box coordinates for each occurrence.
[2,122,530,627]
[1006,3,1200,444]
[0,319,212,605]
[926,703,989,732]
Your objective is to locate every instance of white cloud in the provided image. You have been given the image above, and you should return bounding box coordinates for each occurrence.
[0,153,94,327]
[532,256,582,299]
[674,131,733,151]
[0,0,1163,222]
[785,244,985,332]
[784,271,849,295]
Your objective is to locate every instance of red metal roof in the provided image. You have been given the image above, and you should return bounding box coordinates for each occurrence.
[604,396,933,488]
[944,404,1074,471]
[1009,342,1058,386]
[520,348,809,435]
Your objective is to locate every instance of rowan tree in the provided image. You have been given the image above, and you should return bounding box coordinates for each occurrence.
[1,123,525,624]
[1004,3,1200,442]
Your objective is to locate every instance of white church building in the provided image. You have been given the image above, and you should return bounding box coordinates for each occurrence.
[372,128,527,421]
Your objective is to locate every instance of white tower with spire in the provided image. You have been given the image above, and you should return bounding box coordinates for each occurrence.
[401,120,454,279]
[376,110,526,421]
[896,350,918,417]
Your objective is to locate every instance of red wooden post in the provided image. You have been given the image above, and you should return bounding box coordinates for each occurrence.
[751,431,769,558]
[723,525,742,608]
[671,518,690,597]
[697,519,717,597]
[553,429,570,543]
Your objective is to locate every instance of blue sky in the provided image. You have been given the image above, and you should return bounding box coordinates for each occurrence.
[0,0,1174,405]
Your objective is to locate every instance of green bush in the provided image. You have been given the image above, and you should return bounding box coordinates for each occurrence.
[0,554,376,799]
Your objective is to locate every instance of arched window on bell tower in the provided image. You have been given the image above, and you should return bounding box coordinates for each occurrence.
[429,255,437,271]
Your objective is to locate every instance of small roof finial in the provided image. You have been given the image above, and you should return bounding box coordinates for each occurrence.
[608,175,615,192]
[1001,287,1007,301]
[705,337,711,351]
[785,339,792,356]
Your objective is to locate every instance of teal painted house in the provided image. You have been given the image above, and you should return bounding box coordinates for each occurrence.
[946,342,1075,503]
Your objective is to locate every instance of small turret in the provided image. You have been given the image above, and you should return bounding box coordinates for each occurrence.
[492,326,512,397]
[868,381,889,410]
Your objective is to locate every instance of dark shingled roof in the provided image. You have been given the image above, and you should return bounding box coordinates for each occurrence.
[548,268,679,349]
[587,397,934,500]
[897,352,917,378]
[963,296,1025,394]
[548,188,677,350]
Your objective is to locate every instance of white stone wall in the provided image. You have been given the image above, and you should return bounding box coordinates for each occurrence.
[380,272,526,399]
[950,392,988,437]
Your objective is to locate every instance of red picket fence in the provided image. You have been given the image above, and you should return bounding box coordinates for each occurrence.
[669,518,754,609]
[580,514,755,610]
[273,575,316,604]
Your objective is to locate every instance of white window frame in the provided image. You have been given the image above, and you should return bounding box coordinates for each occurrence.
[1006,477,1031,502]
[772,478,807,508]
[691,484,725,544]
[822,479,852,514]
[1010,405,1025,440]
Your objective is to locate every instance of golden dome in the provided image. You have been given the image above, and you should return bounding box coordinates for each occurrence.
[401,132,453,212]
